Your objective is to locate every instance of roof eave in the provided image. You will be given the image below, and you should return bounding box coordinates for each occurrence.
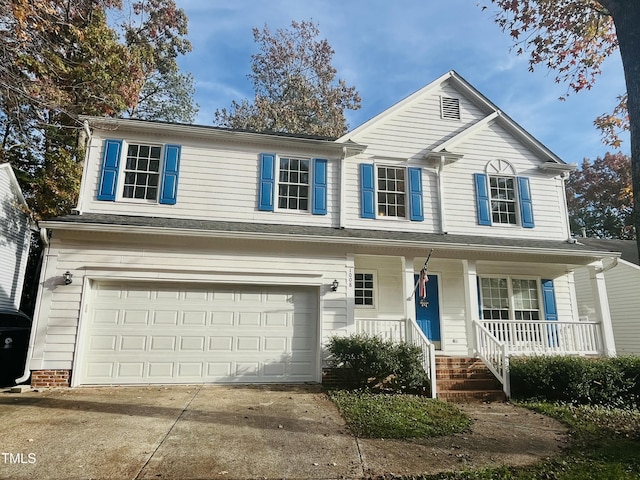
[80,115,350,153]
[40,220,618,260]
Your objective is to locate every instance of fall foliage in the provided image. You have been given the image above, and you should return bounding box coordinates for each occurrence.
[566,153,635,239]
[214,20,361,138]
[0,0,196,219]
[483,0,640,253]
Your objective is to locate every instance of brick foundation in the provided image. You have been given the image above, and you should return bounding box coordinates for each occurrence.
[31,370,71,388]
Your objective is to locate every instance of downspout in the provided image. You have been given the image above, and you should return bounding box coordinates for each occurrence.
[436,155,447,233]
[560,172,574,242]
[15,228,50,384]
[74,120,92,215]
[339,146,347,228]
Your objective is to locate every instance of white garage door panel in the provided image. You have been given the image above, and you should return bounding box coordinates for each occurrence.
[79,282,318,385]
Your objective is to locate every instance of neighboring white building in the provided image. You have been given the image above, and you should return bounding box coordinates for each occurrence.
[25,71,618,394]
[573,238,640,356]
[0,163,33,312]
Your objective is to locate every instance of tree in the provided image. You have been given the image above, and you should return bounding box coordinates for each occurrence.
[566,152,634,239]
[214,20,361,138]
[483,0,640,249]
[0,0,195,219]
[128,70,198,123]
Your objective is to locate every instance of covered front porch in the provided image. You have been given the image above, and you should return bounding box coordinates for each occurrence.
[349,252,617,398]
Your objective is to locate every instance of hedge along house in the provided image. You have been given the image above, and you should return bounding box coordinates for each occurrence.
[22,71,618,398]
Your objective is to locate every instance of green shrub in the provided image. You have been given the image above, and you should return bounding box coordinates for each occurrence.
[510,355,640,408]
[327,334,429,392]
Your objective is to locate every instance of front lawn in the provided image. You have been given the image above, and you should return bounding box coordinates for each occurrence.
[410,403,640,480]
[327,390,471,439]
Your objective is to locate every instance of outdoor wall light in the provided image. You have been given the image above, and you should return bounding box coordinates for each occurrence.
[331,279,339,292]
[63,271,73,285]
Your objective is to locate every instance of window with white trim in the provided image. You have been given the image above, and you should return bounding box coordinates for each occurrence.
[480,277,541,321]
[354,272,375,307]
[278,157,310,210]
[489,176,517,225]
[377,166,406,217]
[123,144,162,200]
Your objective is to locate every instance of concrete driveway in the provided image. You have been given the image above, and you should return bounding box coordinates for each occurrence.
[0,385,363,480]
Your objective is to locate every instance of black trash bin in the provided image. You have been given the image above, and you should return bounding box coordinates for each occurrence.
[0,310,32,387]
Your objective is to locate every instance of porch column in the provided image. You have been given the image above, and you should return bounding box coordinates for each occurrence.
[462,259,479,355]
[402,256,415,326]
[588,261,616,356]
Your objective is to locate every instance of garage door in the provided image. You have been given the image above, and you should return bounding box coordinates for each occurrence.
[77,282,318,385]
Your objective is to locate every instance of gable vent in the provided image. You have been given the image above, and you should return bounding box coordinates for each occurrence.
[441,96,461,120]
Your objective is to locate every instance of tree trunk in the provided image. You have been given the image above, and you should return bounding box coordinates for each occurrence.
[600,0,640,255]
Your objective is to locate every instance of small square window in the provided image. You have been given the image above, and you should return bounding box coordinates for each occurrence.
[355,272,375,307]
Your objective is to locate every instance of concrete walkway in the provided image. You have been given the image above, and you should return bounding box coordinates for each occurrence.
[0,385,567,480]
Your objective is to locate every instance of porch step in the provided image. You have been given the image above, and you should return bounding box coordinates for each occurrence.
[435,356,505,403]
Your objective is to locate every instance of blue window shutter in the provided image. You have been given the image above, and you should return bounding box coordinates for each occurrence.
[97,139,122,201]
[312,158,327,215]
[541,279,558,321]
[474,173,491,226]
[517,176,535,228]
[360,163,375,219]
[477,277,483,320]
[159,144,181,205]
[258,153,276,211]
[408,167,424,221]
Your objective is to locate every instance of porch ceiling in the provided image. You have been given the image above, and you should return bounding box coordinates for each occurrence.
[43,214,618,265]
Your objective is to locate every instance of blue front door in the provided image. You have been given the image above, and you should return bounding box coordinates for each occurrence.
[414,274,441,342]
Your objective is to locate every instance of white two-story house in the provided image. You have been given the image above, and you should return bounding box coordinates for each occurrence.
[23,71,618,396]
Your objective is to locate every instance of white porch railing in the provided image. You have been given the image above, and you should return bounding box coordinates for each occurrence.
[474,319,606,398]
[480,320,603,355]
[473,320,510,397]
[355,318,436,398]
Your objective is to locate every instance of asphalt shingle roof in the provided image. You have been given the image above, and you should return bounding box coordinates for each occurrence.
[45,213,618,257]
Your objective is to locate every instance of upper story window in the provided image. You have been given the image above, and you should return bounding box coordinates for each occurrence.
[359,163,423,222]
[96,139,182,205]
[278,157,310,210]
[377,166,406,217]
[123,144,162,200]
[258,153,327,215]
[474,159,535,229]
[489,176,517,225]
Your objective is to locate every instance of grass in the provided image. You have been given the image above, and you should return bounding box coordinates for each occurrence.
[328,389,640,479]
[406,403,640,480]
[327,390,471,439]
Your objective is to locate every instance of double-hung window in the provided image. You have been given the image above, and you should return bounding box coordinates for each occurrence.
[359,163,424,221]
[489,176,517,225]
[278,157,310,210]
[258,153,327,215]
[377,166,406,218]
[123,144,162,200]
[96,139,182,205]
[474,159,534,228]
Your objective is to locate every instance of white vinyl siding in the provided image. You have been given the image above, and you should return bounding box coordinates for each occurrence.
[0,166,32,311]
[80,132,339,227]
[29,231,349,374]
[574,260,640,355]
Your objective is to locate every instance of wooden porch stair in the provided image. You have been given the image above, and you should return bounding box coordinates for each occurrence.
[435,356,506,403]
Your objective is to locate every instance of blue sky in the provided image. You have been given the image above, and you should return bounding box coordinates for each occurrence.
[176,0,628,165]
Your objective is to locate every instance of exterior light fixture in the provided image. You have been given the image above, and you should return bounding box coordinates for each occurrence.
[331,279,339,292]
[63,271,73,285]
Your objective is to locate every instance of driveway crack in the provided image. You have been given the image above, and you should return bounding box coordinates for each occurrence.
[133,384,203,480]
